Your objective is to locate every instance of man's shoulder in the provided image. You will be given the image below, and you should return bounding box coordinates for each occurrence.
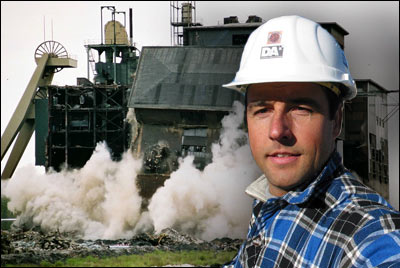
[326,170,399,236]
[328,170,393,210]
[311,171,400,266]
[338,194,400,266]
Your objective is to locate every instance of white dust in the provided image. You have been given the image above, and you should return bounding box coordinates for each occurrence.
[147,101,262,240]
[2,101,263,240]
[2,143,143,240]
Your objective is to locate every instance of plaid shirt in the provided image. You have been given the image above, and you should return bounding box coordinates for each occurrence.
[224,152,400,268]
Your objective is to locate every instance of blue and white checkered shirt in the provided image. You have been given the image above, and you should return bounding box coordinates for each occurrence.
[224,152,400,267]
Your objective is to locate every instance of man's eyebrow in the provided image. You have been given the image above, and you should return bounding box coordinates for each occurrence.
[247,98,322,109]
[247,100,269,108]
[288,98,322,109]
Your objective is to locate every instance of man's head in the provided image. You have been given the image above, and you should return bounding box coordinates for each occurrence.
[246,82,343,196]
[223,15,357,197]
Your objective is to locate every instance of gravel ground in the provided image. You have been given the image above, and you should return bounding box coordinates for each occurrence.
[1,227,241,266]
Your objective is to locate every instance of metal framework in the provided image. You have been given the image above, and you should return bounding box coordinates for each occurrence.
[170,1,198,46]
[46,85,129,171]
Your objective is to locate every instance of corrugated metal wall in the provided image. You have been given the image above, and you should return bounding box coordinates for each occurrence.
[129,46,244,110]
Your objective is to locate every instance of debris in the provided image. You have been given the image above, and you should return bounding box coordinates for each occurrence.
[144,143,171,173]
[1,228,242,266]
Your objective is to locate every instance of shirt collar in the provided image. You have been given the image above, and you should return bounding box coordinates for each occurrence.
[245,151,343,205]
[245,174,271,203]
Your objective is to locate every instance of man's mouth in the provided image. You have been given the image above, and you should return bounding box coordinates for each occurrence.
[273,153,296,157]
[268,152,301,164]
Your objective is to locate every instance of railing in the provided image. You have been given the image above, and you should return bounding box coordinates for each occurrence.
[84,39,137,47]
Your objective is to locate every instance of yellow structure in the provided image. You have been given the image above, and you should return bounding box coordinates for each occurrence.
[1,41,77,179]
[105,21,129,45]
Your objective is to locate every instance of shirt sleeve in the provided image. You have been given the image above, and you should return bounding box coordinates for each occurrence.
[341,213,400,267]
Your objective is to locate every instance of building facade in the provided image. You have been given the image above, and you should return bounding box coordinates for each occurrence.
[343,79,389,200]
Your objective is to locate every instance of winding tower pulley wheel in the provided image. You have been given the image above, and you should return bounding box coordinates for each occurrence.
[34,41,68,73]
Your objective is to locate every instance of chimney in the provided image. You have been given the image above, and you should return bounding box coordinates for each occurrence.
[224,16,239,25]
[320,22,349,49]
[246,15,262,23]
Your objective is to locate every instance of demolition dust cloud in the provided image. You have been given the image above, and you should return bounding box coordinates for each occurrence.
[2,101,264,241]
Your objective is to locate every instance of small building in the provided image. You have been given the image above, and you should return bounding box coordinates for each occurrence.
[183,16,347,48]
[343,79,389,200]
[128,46,244,198]
[183,16,262,46]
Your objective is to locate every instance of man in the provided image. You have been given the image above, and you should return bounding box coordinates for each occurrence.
[222,15,400,267]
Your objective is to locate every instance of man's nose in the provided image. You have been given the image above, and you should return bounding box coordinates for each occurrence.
[269,111,294,143]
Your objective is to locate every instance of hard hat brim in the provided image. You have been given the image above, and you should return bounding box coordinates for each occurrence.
[223,79,357,100]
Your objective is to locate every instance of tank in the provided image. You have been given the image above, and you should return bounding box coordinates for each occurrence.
[104,20,129,45]
[181,2,192,24]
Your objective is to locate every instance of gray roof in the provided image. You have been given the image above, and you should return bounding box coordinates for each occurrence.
[128,46,244,111]
[185,22,262,30]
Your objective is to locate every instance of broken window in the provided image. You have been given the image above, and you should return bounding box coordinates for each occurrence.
[181,128,210,169]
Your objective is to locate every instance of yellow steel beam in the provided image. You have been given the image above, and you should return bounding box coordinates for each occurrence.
[1,54,49,160]
[1,51,78,180]
[46,57,77,68]
[1,119,35,179]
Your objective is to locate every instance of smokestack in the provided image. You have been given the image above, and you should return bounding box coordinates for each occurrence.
[129,8,133,45]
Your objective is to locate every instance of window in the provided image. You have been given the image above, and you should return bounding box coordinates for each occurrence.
[369,133,376,148]
[232,34,250,46]
[181,128,210,169]
[181,128,208,158]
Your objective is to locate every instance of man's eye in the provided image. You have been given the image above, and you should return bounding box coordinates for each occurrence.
[292,106,313,115]
[254,108,270,115]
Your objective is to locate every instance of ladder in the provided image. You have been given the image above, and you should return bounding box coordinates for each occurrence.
[88,48,97,79]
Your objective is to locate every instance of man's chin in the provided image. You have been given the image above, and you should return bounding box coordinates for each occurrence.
[265,167,312,189]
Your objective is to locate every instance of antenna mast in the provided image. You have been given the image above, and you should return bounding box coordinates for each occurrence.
[43,16,45,41]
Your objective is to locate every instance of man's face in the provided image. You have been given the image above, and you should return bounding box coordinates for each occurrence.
[246,82,342,197]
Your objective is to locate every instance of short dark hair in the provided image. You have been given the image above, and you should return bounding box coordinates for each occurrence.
[321,84,343,120]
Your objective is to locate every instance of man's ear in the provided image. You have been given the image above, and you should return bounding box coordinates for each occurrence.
[333,102,344,138]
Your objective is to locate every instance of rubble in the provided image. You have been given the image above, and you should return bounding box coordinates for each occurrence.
[144,143,171,173]
[1,227,242,266]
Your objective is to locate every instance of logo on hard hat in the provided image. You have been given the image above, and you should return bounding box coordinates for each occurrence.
[267,31,282,44]
[260,46,284,59]
[260,31,284,59]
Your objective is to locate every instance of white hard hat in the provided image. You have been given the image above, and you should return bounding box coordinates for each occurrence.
[223,15,357,100]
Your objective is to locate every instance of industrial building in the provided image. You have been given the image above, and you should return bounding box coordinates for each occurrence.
[36,7,139,171]
[1,3,390,202]
[128,46,244,198]
[41,83,131,170]
[343,79,389,200]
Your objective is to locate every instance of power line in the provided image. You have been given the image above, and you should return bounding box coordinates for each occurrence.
[383,105,399,123]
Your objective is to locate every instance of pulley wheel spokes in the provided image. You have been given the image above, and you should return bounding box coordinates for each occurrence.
[35,41,68,72]
[35,40,68,60]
